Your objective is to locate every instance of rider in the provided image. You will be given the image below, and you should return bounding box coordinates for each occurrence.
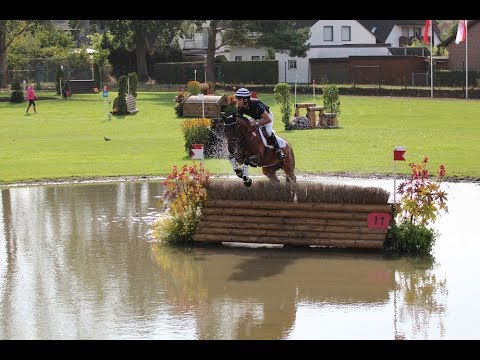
[234,87,284,160]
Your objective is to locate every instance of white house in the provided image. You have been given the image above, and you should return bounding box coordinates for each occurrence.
[227,20,441,84]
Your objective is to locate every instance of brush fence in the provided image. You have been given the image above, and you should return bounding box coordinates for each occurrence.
[193,200,393,249]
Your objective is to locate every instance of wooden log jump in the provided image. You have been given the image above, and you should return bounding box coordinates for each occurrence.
[193,200,393,249]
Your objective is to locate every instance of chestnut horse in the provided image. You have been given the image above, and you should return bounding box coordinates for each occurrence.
[220,113,296,187]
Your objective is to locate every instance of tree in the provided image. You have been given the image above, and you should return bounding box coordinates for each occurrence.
[91,20,187,81]
[0,20,48,88]
[203,20,311,82]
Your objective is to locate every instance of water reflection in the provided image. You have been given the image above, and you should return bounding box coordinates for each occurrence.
[0,179,476,339]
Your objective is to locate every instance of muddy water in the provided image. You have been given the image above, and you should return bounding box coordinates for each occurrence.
[0,177,478,339]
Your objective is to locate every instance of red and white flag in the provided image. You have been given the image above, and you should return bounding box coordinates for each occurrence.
[423,20,431,44]
[455,20,467,44]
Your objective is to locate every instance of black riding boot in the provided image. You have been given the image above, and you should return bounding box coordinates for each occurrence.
[268,134,284,160]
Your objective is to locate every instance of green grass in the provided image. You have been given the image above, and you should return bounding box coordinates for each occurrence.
[1,90,479,185]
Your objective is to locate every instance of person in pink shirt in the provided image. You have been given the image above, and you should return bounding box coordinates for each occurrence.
[26,84,38,113]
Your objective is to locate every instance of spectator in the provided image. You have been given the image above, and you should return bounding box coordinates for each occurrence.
[26,84,38,113]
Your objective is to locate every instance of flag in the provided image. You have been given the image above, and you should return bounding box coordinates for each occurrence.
[455,20,467,44]
[393,146,406,161]
[423,20,431,44]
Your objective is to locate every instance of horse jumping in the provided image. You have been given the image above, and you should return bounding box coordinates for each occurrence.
[220,113,296,187]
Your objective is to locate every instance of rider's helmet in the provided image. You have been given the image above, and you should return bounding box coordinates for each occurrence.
[235,87,251,100]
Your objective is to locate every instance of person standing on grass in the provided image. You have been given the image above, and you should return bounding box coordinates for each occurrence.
[26,84,38,113]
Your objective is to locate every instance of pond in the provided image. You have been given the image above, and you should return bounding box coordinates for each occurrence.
[0,176,478,339]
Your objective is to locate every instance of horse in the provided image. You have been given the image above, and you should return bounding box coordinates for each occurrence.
[220,113,296,187]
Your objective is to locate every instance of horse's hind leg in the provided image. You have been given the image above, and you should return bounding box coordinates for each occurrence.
[263,167,280,182]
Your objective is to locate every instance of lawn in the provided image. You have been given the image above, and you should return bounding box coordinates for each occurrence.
[1,90,479,185]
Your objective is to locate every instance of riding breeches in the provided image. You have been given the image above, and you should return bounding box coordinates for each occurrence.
[262,112,274,136]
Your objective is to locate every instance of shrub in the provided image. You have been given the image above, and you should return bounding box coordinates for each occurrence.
[174,91,187,117]
[128,72,138,98]
[385,221,437,255]
[112,75,128,115]
[274,83,292,128]
[10,78,24,103]
[152,163,210,245]
[186,80,201,95]
[323,84,341,114]
[180,118,214,156]
[221,95,237,117]
[386,156,448,255]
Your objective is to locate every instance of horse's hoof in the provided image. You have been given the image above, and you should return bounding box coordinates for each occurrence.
[235,169,243,178]
[243,178,252,187]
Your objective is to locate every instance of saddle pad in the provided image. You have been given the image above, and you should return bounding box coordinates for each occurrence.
[259,129,286,148]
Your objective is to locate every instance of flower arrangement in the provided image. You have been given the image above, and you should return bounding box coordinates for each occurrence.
[386,156,448,255]
[153,163,210,245]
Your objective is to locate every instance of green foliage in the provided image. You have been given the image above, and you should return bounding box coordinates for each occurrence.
[10,77,24,103]
[385,221,437,255]
[387,156,448,255]
[274,82,292,128]
[174,91,186,117]
[113,75,128,115]
[153,163,210,245]
[180,118,212,156]
[222,95,237,117]
[128,72,138,97]
[265,47,276,60]
[396,157,448,226]
[186,80,200,95]
[323,84,341,114]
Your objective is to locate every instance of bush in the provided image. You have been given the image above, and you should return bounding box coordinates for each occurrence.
[323,84,341,114]
[385,221,437,255]
[128,72,138,98]
[10,78,24,103]
[174,91,187,117]
[386,156,448,255]
[180,118,213,156]
[152,163,210,245]
[112,75,128,115]
[274,83,292,128]
[186,80,201,95]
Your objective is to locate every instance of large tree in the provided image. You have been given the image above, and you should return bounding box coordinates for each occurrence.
[92,20,187,81]
[0,20,48,88]
[203,20,311,82]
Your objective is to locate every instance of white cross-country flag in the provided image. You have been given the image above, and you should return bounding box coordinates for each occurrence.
[190,144,204,160]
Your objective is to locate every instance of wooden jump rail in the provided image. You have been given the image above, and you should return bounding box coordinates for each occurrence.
[193,200,393,249]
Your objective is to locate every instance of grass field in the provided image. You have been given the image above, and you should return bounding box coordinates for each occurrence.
[1,90,479,185]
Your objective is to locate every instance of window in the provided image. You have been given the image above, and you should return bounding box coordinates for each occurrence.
[341,26,351,41]
[235,56,242,62]
[262,56,266,60]
[324,26,333,41]
[288,60,297,70]
[414,27,422,38]
[251,56,260,61]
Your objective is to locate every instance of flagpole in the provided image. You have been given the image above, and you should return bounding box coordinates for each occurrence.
[466,20,468,99]
[430,21,433,98]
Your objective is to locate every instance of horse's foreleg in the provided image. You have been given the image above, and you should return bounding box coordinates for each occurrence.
[242,162,252,187]
[229,153,243,178]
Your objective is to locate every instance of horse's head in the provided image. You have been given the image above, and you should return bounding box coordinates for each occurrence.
[220,112,237,127]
